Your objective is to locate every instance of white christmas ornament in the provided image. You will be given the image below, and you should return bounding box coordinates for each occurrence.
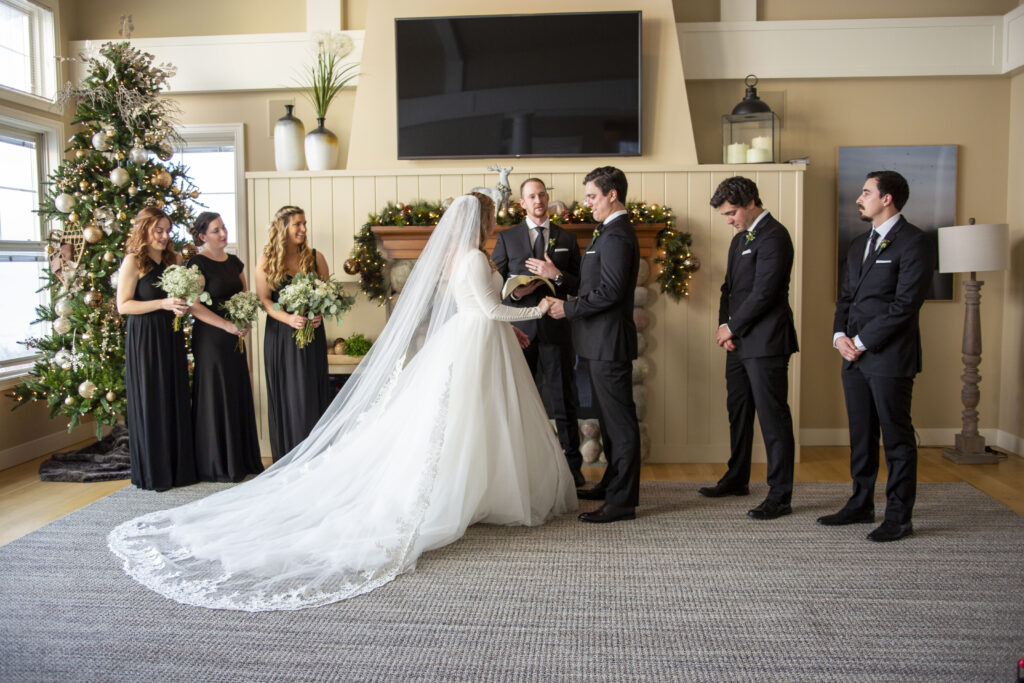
[91,131,111,151]
[55,193,75,213]
[129,146,149,165]
[109,167,130,187]
[78,380,97,399]
[56,299,74,317]
[53,316,72,334]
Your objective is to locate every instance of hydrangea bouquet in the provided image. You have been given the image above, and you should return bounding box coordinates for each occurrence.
[222,290,262,352]
[156,264,212,331]
[274,271,355,348]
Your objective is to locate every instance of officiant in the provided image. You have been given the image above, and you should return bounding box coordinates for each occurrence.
[492,178,585,487]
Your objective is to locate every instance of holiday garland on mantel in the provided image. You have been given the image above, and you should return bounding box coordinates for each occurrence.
[8,42,199,434]
[346,200,696,304]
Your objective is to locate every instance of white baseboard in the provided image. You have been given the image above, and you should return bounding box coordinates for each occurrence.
[0,423,103,471]
[799,428,1021,456]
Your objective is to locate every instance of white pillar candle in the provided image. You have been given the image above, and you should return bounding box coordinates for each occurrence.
[746,147,772,163]
[751,135,772,150]
[726,142,749,164]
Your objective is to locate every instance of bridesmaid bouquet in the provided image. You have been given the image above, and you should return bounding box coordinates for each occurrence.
[222,290,262,353]
[274,272,356,348]
[156,264,212,331]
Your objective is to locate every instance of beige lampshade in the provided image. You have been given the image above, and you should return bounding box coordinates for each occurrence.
[937,223,1009,273]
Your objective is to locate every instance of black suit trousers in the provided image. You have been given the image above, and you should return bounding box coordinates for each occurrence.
[841,365,917,523]
[588,359,641,508]
[722,353,795,502]
[522,339,581,471]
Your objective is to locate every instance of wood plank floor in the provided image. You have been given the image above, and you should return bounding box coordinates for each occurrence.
[2,445,1021,547]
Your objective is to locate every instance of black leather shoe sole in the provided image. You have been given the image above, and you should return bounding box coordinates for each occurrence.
[747,503,792,520]
[576,486,607,500]
[817,509,875,526]
[698,484,750,498]
[867,522,913,542]
[578,506,636,523]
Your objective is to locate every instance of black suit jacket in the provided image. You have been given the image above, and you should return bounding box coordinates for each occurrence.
[719,212,799,359]
[833,216,935,377]
[492,221,580,341]
[563,214,639,362]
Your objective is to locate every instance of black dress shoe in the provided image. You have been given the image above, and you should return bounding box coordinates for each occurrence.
[572,469,586,488]
[867,520,913,542]
[747,498,792,520]
[576,485,606,500]
[698,483,750,498]
[816,507,875,526]
[578,504,635,524]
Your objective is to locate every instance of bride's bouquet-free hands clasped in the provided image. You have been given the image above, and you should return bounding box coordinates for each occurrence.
[274,271,356,348]
[156,264,212,331]
[222,290,261,353]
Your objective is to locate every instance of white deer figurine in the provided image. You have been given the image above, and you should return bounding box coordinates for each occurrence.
[470,165,513,214]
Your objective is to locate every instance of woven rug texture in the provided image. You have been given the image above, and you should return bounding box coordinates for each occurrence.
[0,481,1021,682]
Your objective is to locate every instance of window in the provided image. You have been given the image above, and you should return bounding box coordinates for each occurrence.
[0,105,60,374]
[0,0,57,102]
[170,124,246,258]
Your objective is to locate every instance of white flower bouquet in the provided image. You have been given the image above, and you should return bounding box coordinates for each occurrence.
[222,290,262,352]
[273,271,355,348]
[156,264,212,331]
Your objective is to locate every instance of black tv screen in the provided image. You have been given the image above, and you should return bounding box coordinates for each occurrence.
[395,11,641,159]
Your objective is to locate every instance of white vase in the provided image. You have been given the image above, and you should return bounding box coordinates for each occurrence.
[274,105,306,171]
[305,118,339,171]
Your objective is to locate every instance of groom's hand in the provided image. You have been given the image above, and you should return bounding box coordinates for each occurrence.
[545,297,566,319]
[513,327,530,349]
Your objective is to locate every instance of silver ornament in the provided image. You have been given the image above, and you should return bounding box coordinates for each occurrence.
[55,193,75,213]
[55,299,74,317]
[78,380,97,399]
[53,316,72,334]
[91,131,111,151]
[129,146,149,165]
[109,167,130,187]
[53,349,71,368]
[64,396,75,406]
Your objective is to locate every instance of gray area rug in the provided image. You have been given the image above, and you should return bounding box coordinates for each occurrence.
[1,481,1021,682]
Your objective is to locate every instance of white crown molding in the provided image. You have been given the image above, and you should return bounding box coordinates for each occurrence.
[67,32,364,94]
[678,15,1010,80]
[1005,4,1024,73]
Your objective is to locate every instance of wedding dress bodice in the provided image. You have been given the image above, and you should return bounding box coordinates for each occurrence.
[453,250,541,322]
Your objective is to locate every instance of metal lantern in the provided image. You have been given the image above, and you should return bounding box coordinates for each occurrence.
[722,75,780,164]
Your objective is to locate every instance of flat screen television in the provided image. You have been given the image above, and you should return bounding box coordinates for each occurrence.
[395,11,641,159]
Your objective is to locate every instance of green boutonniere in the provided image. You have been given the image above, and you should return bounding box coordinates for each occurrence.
[745,230,757,244]
[592,228,601,239]
[548,237,556,249]
[878,238,891,251]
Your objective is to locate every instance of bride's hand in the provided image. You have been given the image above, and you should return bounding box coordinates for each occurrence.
[513,326,530,349]
[537,297,551,315]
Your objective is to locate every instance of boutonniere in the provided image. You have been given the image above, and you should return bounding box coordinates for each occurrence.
[592,228,601,239]
[548,237,556,249]
[745,229,757,244]
[878,238,891,252]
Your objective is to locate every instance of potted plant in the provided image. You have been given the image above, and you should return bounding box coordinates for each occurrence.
[300,32,358,171]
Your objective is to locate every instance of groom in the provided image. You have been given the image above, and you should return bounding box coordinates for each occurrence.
[546,166,641,523]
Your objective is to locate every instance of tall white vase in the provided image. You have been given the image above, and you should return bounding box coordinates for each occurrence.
[274,104,306,171]
[305,117,339,171]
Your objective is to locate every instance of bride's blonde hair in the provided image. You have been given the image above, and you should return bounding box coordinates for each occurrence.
[469,192,499,272]
[262,205,317,289]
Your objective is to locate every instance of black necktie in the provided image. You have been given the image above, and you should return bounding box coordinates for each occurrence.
[533,227,545,259]
[864,229,879,263]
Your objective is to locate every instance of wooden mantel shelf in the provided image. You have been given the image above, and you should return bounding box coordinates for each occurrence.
[371,223,668,260]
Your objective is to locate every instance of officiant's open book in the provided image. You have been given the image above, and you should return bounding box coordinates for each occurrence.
[501,274,555,300]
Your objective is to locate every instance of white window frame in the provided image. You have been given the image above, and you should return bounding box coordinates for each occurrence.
[0,102,62,385]
[0,0,60,111]
[174,123,248,265]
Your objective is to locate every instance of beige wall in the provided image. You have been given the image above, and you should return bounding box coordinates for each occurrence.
[1000,69,1024,447]
[687,77,1010,435]
[63,0,305,39]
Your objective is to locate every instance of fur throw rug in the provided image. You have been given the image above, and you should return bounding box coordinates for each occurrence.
[38,424,131,482]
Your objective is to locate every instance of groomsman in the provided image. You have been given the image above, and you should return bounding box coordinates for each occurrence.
[492,178,585,487]
[546,166,641,523]
[704,176,799,520]
[822,170,934,542]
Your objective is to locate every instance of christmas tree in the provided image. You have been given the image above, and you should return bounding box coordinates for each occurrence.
[8,42,199,435]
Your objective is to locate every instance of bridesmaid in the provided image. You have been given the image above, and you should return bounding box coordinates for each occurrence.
[254,205,331,461]
[116,207,197,491]
[187,211,264,481]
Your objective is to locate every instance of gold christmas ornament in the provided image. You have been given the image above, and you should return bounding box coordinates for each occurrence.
[79,180,91,191]
[53,316,72,334]
[117,210,127,221]
[343,258,361,275]
[81,331,93,342]
[128,184,139,196]
[77,380,97,399]
[105,391,116,402]
[75,149,87,159]
[681,255,701,272]
[103,250,116,263]
[68,212,79,223]
[83,290,102,307]
[181,243,198,259]
[83,225,103,244]
[64,395,76,406]
[116,151,125,161]
[154,170,172,188]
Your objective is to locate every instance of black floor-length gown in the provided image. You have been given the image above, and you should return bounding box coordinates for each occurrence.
[124,262,197,490]
[188,253,264,481]
[264,258,330,461]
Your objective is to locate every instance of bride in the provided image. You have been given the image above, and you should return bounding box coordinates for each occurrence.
[108,193,578,611]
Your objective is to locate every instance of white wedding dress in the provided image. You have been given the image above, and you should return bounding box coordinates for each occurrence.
[108,196,577,611]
